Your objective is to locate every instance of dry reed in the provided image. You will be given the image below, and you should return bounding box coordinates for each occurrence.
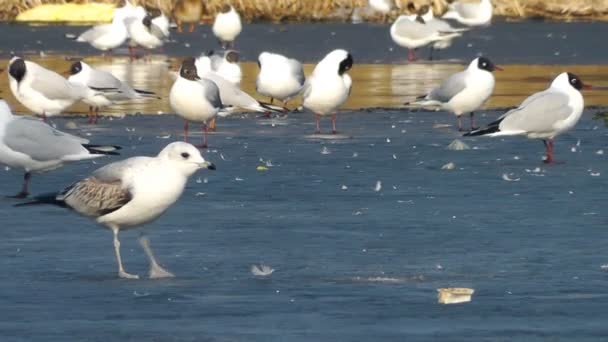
[1,0,608,22]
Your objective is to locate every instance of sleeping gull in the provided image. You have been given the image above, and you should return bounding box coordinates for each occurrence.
[442,0,493,27]
[0,100,120,197]
[256,52,305,108]
[302,49,353,134]
[67,60,158,123]
[170,58,222,148]
[17,142,216,279]
[464,72,591,163]
[125,10,169,59]
[405,57,501,131]
[196,50,242,86]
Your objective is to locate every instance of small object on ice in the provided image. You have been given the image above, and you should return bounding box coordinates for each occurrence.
[321,147,331,155]
[526,167,542,173]
[235,177,244,181]
[386,138,391,143]
[64,121,78,129]
[65,33,76,39]
[392,154,397,159]
[195,177,202,183]
[352,152,358,158]
[437,288,474,304]
[374,181,382,192]
[4,166,10,171]
[601,264,608,270]
[596,150,604,155]
[156,134,171,139]
[433,123,451,129]
[502,173,520,182]
[203,177,208,184]
[341,185,348,190]
[590,172,600,177]
[436,264,443,270]
[195,192,206,197]
[251,264,274,277]
[257,165,268,171]
[447,139,470,151]
[184,43,190,47]
[571,146,577,152]
[441,162,455,170]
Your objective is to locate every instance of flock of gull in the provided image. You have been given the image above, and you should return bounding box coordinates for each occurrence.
[0,0,596,279]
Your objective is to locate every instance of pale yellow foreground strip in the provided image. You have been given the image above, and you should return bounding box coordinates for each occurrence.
[16,3,115,23]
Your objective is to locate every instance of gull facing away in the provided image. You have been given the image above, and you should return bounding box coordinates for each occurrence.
[170,58,222,148]
[405,57,501,131]
[16,142,216,279]
[256,52,305,108]
[442,0,493,27]
[411,4,469,60]
[8,57,112,121]
[212,5,242,49]
[126,10,169,59]
[390,14,462,62]
[464,72,591,164]
[196,50,242,86]
[0,100,120,197]
[302,49,353,134]
[68,61,158,124]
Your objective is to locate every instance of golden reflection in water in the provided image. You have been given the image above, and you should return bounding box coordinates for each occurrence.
[0,57,607,117]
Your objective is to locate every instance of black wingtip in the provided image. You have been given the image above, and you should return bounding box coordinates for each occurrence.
[14,192,65,208]
[259,102,288,114]
[83,144,122,155]
[463,125,500,137]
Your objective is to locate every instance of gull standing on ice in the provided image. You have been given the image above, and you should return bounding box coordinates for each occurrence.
[17,142,216,279]
[67,61,158,124]
[126,10,169,60]
[409,4,469,60]
[406,57,501,131]
[170,58,222,148]
[302,49,353,134]
[0,100,120,197]
[212,5,242,49]
[442,0,493,27]
[199,50,242,86]
[7,57,108,121]
[464,72,591,164]
[390,13,462,62]
[256,52,305,107]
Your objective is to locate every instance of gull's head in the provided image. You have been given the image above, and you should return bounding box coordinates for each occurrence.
[8,57,26,83]
[220,4,232,13]
[470,57,501,72]
[552,72,592,92]
[180,57,201,81]
[159,142,216,175]
[225,50,240,64]
[316,49,353,76]
[68,60,92,76]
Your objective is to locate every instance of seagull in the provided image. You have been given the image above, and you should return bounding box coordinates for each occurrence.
[369,0,394,21]
[173,0,202,33]
[212,5,242,49]
[197,50,242,86]
[126,11,168,59]
[464,72,591,164]
[405,57,501,131]
[67,61,158,124]
[302,49,353,134]
[0,100,120,198]
[442,0,493,27]
[390,13,462,62]
[16,142,216,279]
[7,57,109,121]
[170,58,222,148]
[256,52,305,107]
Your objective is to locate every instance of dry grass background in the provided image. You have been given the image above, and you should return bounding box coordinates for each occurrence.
[1,0,607,22]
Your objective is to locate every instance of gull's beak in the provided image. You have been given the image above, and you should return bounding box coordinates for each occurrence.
[583,84,594,90]
[200,161,216,170]
[494,66,504,71]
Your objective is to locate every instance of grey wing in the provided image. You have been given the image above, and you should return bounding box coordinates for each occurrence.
[428,71,467,102]
[289,58,306,86]
[77,24,113,42]
[201,78,223,109]
[394,18,436,40]
[88,69,124,89]
[4,118,88,161]
[300,78,312,99]
[29,64,84,100]
[150,23,167,40]
[60,176,132,217]
[204,72,257,108]
[499,91,572,132]
[210,55,223,71]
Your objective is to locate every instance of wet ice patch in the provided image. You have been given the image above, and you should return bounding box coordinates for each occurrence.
[251,264,274,277]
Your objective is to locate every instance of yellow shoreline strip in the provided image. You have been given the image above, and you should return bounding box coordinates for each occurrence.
[15,3,115,23]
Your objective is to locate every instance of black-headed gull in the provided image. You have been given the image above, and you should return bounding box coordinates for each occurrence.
[0,100,120,198]
[212,5,242,49]
[409,4,469,60]
[126,10,169,60]
[256,52,305,108]
[7,57,110,121]
[302,49,353,134]
[170,58,222,148]
[17,142,215,279]
[464,72,591,164]
[442,0,493,27]
[67,61,158,123]
[406,57,501,131]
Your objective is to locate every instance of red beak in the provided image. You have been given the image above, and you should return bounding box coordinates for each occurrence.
[583,84,593,90]
[494,66,504,71]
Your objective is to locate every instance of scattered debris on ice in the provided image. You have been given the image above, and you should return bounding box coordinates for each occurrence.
[502,173,520,182]
[374,181,382,192]
[341,185,348,190]
[447,139,470,151]
[251,264,275,277]
[437,288,474,304]
[441,162,456,170]
[596,150,604,155]
[321,146,331,155]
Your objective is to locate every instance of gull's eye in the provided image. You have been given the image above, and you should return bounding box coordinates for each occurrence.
[181,152,190,159]
[571,78,577,84]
